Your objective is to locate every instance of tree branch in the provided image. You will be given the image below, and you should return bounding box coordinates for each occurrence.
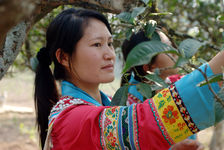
[189,64,224,107]
[167,27,221,51]
[0,0,138,80]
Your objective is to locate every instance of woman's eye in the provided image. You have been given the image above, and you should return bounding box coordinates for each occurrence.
[93,43,101,47]
[108,42,113,47]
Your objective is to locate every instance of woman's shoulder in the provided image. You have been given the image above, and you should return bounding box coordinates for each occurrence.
[48,96,93,128]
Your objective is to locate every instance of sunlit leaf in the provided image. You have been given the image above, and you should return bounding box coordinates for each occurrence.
[123,41,178,73]
[149,12,173,16]
[174,56,189,67]
[144,73,168,88]
[141,0,150,5]
[197,58,207,64]
[126,28,133,40]
[178,39,204,58]
[197,73,223,87]
[217,15,224,22]
[111,85,129,106]
[131,7,146,18]
[117,12,133,23]
[145,22,156,39]
[136,83,152,99]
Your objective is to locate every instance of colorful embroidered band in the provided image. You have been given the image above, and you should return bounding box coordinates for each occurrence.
[149,87,197,144]
[48,96,86,129]
[127,93,142,105]
[169,85,199,133]
[99,105,140,150]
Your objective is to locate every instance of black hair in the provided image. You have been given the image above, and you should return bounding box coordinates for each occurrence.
[121,30,156,86]
[34,8,111,149]
[120,28,175,86]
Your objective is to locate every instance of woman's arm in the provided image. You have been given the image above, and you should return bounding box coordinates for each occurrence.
[208,50,224,86]
[209,50,224,75]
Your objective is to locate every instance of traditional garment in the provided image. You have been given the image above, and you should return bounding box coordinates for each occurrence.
[44,63,222,150]
[126,73,197,142]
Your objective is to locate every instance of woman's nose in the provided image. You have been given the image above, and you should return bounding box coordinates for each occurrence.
[103,46,115,61]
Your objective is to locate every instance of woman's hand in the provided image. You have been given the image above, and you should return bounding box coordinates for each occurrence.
[171,139,204,150]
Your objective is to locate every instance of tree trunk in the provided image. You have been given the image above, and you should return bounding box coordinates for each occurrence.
[0,0,137,80]
[209,121,224,150]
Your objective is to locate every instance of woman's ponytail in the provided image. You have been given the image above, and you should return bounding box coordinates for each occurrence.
[34,47,59,149]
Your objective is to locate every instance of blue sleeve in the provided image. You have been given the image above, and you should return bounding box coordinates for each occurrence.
[175,63,221,130]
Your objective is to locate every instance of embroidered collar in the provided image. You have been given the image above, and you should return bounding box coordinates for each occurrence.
[61,80,111,106]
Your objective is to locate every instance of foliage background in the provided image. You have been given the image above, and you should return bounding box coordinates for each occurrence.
[12,0,224,72]
[2,0,224,149]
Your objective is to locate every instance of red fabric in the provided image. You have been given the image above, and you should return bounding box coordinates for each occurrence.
[51,101,171,150]
[167,74,183,84]
[51,105,108,150]
[137,100,170,149]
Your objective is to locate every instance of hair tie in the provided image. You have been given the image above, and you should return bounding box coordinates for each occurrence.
[37,47,52,66]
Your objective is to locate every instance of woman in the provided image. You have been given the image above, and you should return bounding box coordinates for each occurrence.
[121,30,200,149]
[34,8,224,150]
[121,30,180,104]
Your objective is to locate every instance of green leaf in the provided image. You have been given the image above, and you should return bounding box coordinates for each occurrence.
[174,56,189,67]
[145,22,157,39]
[197,73,223,87]
[144,73,168,88]
[131,7,146,18]
[197,58,207,64]
[125,28,133,40]
[136,83,152,99]
[122,40,178,73]
[117,12,133,23]
[222,32,224,43]
[217,15,224,22]
[111,85,129,106]
[141,0,150,5]
[151,31,161,41]
[178,39,203,58]
[150,84,164,91]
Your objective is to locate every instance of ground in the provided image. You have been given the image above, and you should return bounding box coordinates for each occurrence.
[0,69,221,150]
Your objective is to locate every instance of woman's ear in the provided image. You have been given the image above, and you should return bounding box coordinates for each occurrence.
[143,64,150,72]
[55,48,69,68]
[143,64,156,73]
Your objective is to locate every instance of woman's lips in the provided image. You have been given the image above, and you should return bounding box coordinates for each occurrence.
[101,64,114,71]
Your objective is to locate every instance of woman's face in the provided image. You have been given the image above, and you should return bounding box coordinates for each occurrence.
[149,31,179,79]
[69,18,115,85]
[152,53,178,79]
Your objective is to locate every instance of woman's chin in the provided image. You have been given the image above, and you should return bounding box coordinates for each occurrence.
[101,76,115,83]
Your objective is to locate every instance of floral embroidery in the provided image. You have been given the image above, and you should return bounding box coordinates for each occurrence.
[178,123,185,130]
[107,132,117,148]
[162,89,169,97]
[149,99,175,145]
[158,100,166,109]
[99,105,140,150]
[162,105,179,124]
[45,96,91,149]
[169,85,200,134]
[99,107,122,149]
[48,96,89,129]
[149,87,194,144]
